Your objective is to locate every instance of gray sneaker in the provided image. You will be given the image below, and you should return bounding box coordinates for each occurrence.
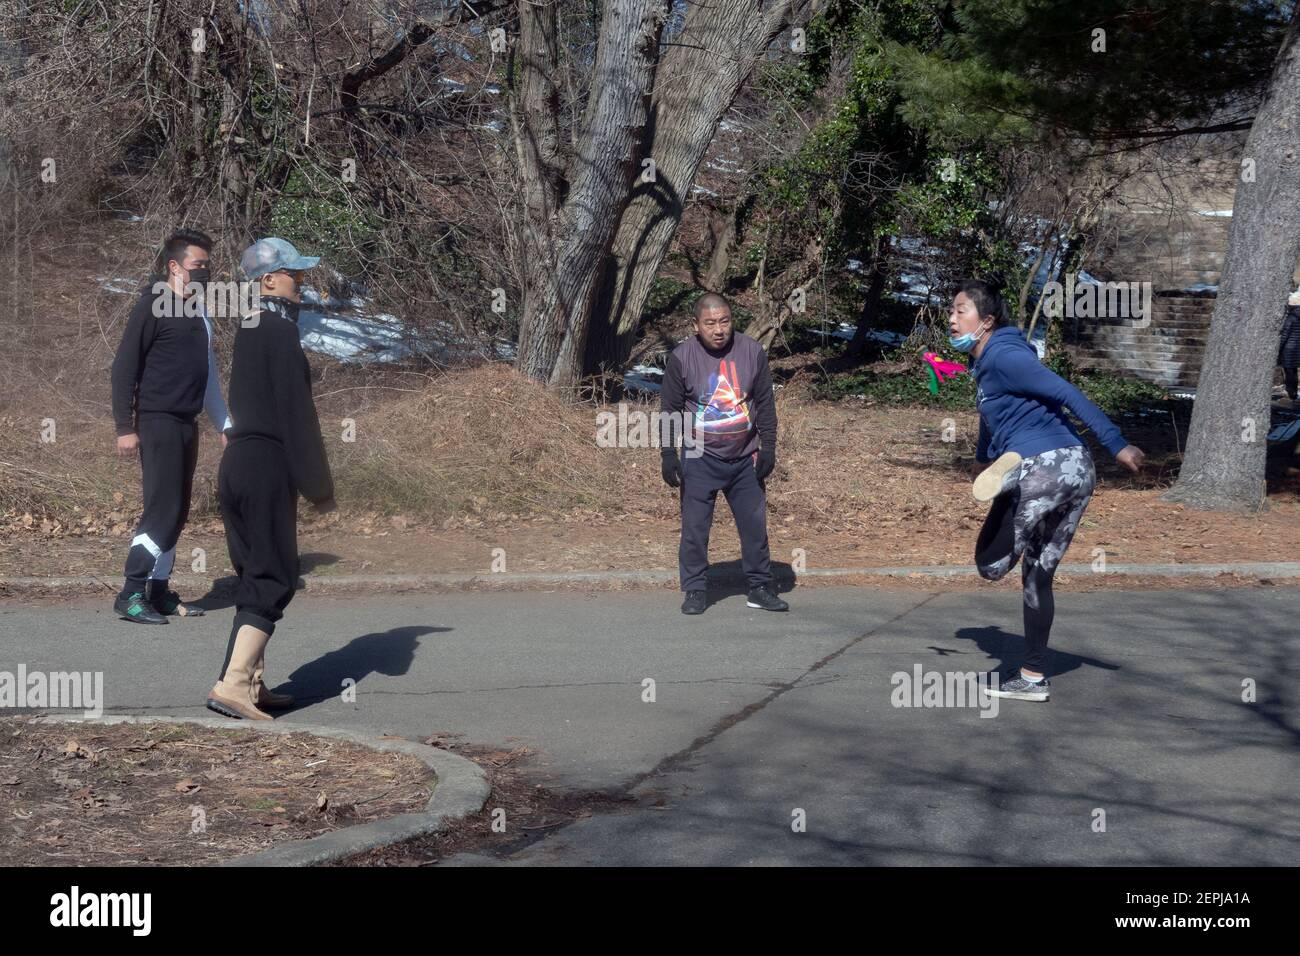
[985,670,1050,702]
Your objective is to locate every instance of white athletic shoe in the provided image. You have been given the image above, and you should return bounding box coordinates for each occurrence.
[972,452,1023,502]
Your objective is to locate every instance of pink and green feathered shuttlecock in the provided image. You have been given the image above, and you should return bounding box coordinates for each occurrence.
[922,352,968,394]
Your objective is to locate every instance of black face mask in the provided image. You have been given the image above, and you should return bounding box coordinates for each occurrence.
[183,267,210,299]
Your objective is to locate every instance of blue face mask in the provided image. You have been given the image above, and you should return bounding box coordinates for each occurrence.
[949,331,981,353]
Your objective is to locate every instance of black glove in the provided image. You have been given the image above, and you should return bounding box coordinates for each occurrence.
[754,446,776,482]
[660,449,682,488]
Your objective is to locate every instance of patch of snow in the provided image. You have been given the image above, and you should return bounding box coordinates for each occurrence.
[893,272,939,303]
[624,364,664,394]
[826,324,906,347]
[1028,321,1047,359]
[1196,209,1233,217]
[703,156,746,176]
[298,307,411,364]
[295,282,511,365]
[690,184,720,199]
[1181,282,1219,293]
[94,276,138,295]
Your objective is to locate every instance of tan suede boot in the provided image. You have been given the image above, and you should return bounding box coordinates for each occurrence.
[253,653,294,709]
[207,625,273,720]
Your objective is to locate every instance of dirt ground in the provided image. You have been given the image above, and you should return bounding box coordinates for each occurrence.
[2,229,1297,593]
[325,733,636,867]
[0,718,434,866]
[2,455,1297,587]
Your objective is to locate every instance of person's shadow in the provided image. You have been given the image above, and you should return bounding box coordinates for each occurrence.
[702,558,798,607]
[945,624,1121,680]
[272,624,446,712]
[191,552,341,612]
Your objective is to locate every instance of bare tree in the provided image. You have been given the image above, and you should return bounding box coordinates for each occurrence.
[511,0,671,389]
[1163,3,1300,512]
[581,0,815,375]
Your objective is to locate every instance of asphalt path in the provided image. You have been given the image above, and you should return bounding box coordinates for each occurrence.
[2,583,1296,865]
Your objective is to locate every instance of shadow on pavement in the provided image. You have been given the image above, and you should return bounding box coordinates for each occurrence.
[701,559,797,608]
[190,552,341,612]
[949,624,1122,680]
[274,624,447,712]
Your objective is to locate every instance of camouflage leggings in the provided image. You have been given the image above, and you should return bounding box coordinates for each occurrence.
[975,444,1097,672]
[976,444,1096,580]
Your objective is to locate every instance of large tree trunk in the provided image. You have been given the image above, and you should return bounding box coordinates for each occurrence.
[514,0,669,389]
[581,0,814,376]
[1162,5,1300,512]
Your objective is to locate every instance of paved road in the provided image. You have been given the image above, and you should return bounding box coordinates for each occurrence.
[2,584,1296,865]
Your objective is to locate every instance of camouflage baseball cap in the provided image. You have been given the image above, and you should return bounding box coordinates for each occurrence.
[240,237,321,280]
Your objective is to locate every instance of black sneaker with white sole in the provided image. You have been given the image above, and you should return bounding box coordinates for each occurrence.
[985,670,1050,701]
[681,590,708,615]
[746,586,789,612]
[113,591,168,625]
[148,585,206,617]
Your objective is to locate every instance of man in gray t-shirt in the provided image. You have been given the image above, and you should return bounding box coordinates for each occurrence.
[658,293,788,615]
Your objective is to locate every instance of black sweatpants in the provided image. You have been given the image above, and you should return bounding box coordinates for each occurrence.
[679,451,772,592]
[219,437,299,642]
[122,415,198,596]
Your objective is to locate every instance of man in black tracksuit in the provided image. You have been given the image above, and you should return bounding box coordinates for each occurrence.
[207,238,334,721]
[659,292,787,615]
[110,229,232,624]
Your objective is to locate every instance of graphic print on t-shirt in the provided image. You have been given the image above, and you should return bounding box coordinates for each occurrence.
[696,359,752,449]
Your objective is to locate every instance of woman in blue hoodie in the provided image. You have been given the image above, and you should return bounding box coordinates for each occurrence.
[950,279,1144,702]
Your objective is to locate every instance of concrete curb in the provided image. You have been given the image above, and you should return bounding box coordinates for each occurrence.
[5,561,1300,595]
[33,714,491,867]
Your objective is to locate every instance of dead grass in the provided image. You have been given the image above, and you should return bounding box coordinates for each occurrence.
[3,222,1297,568]
[0,717,434,866]
[5,359,1300,566]
[331,363,636,521]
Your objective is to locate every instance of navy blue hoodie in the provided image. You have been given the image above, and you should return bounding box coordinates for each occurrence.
[973,326,1127,463]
